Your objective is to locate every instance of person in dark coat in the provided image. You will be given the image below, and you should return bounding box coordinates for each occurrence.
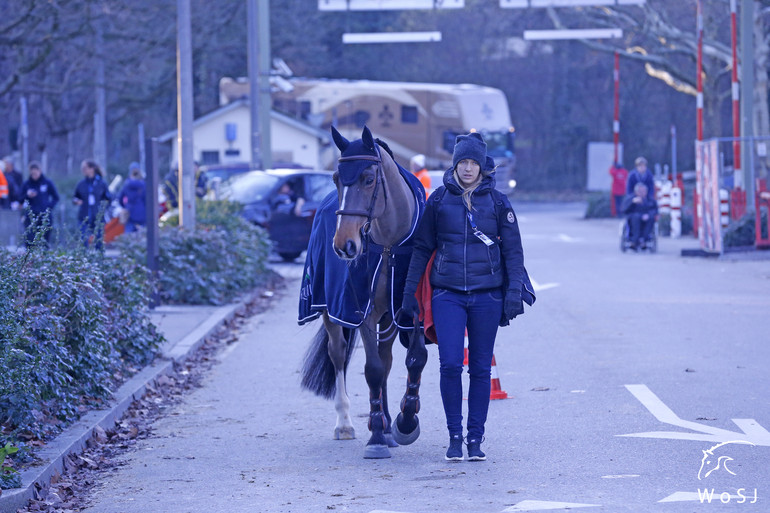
[622,182,658,250]
[162,162,207,209]
[118,162,147,233]
[626,156,655,202]
[73,159,112,248]
[401,132,532,462]
[21,161,59,247]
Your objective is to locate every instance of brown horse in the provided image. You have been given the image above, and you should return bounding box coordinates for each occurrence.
[300,126,427,459]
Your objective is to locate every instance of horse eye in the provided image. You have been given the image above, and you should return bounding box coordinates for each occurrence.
[365,176,375,186]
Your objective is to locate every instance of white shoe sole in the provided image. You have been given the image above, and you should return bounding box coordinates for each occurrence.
[467,455,486,461]
[444,455,464,461]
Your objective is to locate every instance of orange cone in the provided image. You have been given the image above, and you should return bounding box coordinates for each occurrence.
[489,354,508,400]
[463,330,469,366]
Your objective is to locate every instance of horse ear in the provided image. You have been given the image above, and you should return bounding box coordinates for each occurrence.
[331,126,349,152]
[361,125,375,151]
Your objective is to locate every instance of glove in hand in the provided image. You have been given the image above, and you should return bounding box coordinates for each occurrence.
[401,293,420,320]
[504,289,524,320]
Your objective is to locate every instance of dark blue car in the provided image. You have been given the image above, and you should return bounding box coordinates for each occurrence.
[219,169,335,261]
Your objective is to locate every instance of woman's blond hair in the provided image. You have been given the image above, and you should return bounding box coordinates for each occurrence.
[453,163,497,211]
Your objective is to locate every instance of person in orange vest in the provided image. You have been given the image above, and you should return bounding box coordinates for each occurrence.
[0,161,9,208]
[409,153,431,198]
[609,161,628,218]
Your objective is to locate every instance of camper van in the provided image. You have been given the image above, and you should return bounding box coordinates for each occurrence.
[220,77,517,190]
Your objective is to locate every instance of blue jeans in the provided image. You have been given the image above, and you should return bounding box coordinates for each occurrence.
[432,287,503,440]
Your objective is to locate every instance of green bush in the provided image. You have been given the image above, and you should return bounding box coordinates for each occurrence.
[723,210,768,247]
[584,192,613,218]
[115,200,272,305]
[0,246,163,443]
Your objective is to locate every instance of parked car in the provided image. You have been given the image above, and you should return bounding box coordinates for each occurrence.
[219,169,335,261]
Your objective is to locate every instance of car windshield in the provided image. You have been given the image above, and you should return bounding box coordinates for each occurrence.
[221,173,280,203]
[482,130,513,158]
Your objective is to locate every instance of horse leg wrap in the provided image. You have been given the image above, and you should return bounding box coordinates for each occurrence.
[368,410,387,431]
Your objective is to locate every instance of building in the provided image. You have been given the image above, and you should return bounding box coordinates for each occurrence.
[158,99,332,169]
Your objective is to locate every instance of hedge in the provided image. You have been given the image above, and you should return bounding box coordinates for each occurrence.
[0,245,164,460]
[114,200,272,305]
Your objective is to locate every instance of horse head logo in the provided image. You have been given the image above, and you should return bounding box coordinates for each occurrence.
[697,440,755,480]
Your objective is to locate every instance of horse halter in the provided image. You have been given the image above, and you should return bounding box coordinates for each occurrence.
[334,146,388,236]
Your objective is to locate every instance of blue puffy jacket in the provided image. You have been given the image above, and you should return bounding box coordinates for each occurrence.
[119,178,147,225]
[404,168,526,296]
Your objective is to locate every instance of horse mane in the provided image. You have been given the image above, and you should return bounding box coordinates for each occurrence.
[375,138,395,161]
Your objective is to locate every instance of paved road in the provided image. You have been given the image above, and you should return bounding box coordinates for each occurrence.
[81,203,769,513]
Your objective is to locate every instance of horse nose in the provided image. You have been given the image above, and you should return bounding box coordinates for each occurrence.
[344,239,357,258]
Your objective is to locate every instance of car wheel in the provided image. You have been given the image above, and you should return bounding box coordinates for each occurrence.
[279,251,302,262]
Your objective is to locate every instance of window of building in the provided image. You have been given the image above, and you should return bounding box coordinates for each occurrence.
[401,105,418,124]
[200,150,220,164]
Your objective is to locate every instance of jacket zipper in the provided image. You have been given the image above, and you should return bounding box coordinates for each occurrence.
[463,212,468,291]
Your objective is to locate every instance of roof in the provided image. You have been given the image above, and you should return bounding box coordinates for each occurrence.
[157,99,331,143]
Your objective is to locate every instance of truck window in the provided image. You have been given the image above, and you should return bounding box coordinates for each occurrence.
[443,130,460,154]
[401,105,418,124]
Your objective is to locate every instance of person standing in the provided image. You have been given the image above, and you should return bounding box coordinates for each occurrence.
[0,161,9,209]
[626,156,655,202]
[118,162,147,233]
[3,156,23,210]
[609,161,628,218]
[73,159,112,248]
[401,132,534,462]
[20,161,60,247]
[409,153,431,197]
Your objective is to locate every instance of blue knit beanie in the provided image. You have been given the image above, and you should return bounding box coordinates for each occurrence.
[452,132,487,169]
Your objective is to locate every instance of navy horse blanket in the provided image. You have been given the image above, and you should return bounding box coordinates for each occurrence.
[298,165,426,329]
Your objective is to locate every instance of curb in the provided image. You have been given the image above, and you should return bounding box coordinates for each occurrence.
[0,296,254,513]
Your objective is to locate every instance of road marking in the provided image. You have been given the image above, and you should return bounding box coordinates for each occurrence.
[601,474,640,479]
[530,278,560,292]
[557,233,582,243]
[618,384,770,446]
[501,500,600,512]
[658,491,747,503]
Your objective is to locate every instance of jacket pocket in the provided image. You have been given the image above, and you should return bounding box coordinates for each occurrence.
[435,245,446,274]
[487,246,502,274]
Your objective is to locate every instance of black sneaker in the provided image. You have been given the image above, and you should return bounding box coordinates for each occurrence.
[445,434,463,461]
[466,438,486,461]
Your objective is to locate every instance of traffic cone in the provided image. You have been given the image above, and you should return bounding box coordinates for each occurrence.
[489,354,508,400]
[463,330,469,366]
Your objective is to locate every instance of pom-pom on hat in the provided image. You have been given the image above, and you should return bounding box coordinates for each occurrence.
[452,132,487,170]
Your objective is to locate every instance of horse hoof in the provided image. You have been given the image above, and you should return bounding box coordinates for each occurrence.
[384,433,399,448]
[363,444,391,459]
[392,414,420,446]
[334,426,356,440]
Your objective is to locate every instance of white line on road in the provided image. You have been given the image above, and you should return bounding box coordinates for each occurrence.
[530,278,560,292]
[501,500,601,512]
[557,233,583,243]
[658,491,756,503]
[618,384,770,446]
[601,474,640,479]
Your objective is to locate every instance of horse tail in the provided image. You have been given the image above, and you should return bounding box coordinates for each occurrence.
[300,325,358,399]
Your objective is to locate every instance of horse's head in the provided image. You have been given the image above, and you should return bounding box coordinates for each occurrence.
[331,125,386,260]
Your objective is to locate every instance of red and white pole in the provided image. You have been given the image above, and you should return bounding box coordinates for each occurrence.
[730,0,741,187]
[613,51,620,165]
[696,0,704,142]
[694,0,704,237]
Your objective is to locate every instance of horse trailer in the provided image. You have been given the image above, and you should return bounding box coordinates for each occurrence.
[220,77,517,191]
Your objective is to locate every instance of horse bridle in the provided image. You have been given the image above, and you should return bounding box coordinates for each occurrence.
[335,145,388,237]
